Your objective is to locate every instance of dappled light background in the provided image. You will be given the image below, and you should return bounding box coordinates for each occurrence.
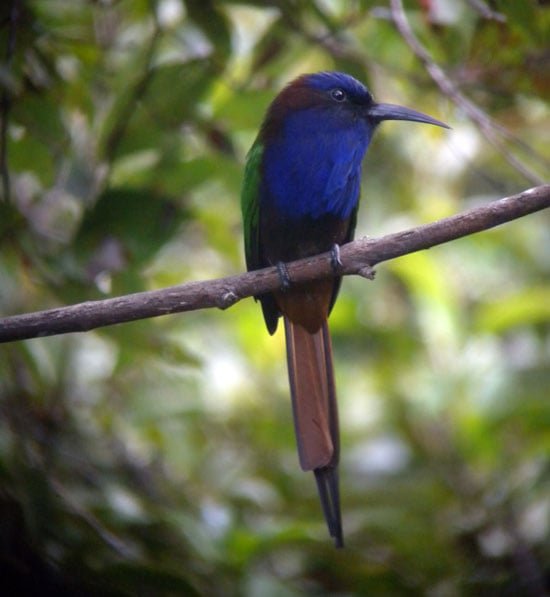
[0,1,549,595]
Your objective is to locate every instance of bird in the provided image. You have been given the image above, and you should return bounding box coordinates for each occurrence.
[241,71,448,547]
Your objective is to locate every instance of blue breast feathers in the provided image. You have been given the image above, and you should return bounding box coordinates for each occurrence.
[261,107,373,220]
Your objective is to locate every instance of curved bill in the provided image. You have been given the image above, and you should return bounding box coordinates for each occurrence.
[368,102,450,129]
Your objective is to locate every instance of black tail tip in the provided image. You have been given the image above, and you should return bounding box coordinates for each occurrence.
[333,529,344,549]
[314,467,344,548]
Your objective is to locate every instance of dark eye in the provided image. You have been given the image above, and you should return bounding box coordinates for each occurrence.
[331,88,346,102]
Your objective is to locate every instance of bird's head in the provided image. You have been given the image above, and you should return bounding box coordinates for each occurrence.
[263,71,449,135]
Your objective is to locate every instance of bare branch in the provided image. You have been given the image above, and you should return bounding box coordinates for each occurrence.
[464,0,506,22]
[389,0,548,185]
[0,185,549,343]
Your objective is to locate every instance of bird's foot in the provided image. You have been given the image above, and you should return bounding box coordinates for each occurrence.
[330,244,343,274]
[276,261,291,291]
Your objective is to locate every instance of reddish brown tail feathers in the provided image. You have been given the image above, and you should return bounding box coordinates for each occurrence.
[284,318,343,547]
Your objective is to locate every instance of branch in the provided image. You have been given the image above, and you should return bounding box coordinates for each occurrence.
[389,0,548,185]
[464,0,506,22]
[0,185,549,343]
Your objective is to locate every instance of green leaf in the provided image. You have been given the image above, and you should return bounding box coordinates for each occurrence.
[475,287,550,332]
[75,188,183,265]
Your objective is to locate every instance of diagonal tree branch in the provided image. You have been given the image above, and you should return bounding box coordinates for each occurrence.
[464,0,506,22]
[0,184,549,343]
[390,0,548,185]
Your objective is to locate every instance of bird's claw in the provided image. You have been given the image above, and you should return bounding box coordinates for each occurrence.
[330,244,343,274]
[276,261,291,291]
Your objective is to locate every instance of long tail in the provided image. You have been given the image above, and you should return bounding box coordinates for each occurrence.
[284,317,343,548]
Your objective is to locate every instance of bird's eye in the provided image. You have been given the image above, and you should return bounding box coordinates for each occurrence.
[331,88,346,102]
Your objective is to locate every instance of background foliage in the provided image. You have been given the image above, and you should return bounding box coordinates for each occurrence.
[1,0,549,595]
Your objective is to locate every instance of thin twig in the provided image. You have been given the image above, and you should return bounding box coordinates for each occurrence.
[0,184,548,343]
[51,478,135,558]
[389,0,547,185]
[465,0,506,22]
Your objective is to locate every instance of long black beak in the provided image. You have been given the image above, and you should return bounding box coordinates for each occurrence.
[367,102,450,129]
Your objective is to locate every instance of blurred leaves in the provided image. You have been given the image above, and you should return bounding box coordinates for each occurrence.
[1,0,549,595]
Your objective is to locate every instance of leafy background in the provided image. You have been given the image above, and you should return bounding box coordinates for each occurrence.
[0,0,549,595]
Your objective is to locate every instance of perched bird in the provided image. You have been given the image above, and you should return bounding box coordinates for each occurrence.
[241,71,448,547]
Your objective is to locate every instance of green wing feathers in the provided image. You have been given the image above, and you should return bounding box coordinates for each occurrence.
[241,142,263,272]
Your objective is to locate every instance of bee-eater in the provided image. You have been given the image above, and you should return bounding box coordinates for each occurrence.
[241,71,448,547]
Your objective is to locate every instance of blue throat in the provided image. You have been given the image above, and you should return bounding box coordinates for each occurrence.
[262,108,374,220]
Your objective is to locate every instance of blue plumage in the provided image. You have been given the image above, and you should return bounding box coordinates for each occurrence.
[262,108,373,219]
[260,72,377,220]
[306,71,372,95]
